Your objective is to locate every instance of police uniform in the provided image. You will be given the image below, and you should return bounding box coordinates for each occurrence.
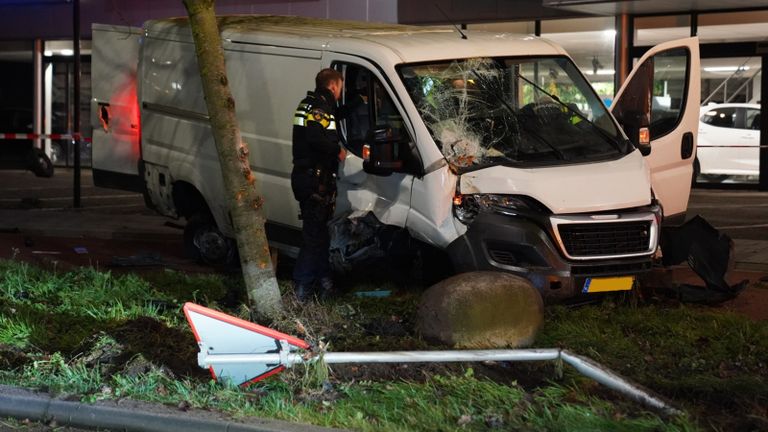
[291,86,341,300]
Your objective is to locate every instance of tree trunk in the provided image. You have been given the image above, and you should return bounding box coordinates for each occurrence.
[182,0,283,320]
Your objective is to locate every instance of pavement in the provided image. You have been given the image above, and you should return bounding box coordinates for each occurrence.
[0,168,178,242]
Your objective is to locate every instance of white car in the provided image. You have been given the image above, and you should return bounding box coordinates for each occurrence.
[696,102,761,181]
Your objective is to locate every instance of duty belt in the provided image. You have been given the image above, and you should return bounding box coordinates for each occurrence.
[300,167,336,179]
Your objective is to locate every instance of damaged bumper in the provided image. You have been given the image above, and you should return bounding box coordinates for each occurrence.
[446,209,657,301]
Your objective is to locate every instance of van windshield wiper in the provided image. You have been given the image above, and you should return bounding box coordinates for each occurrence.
[469,69,567,161]
[515,73,623,153]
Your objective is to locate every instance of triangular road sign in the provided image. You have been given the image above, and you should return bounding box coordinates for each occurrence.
[183,303,309,386]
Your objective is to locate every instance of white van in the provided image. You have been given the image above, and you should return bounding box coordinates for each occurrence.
[91,17,700,300]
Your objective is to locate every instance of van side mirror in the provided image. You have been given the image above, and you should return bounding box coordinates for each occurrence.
[637,127,651,156]
[362,126,404,176]
[616,109,652,156]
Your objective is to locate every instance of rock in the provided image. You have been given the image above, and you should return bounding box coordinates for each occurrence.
[416,272,544,348]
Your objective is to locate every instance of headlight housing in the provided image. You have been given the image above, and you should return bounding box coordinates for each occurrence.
[453,194,536,224]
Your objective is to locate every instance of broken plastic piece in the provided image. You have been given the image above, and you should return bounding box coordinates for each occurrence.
[353,290,392,298]
[660,215,747,304]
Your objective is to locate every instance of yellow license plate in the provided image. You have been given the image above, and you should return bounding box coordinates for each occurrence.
[582,276,635,293]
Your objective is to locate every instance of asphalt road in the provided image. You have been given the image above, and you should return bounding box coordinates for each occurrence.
[687,188,768,241]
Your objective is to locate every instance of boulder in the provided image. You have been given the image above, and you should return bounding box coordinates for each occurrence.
[416,272,544,348]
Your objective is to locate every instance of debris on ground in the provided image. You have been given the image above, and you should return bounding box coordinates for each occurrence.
[660,215,748,304]
[329,212,385,273]
[353,290,392,298]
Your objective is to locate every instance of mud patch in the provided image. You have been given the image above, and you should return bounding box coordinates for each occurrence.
[108,317,208,379]
[0,344,29,370]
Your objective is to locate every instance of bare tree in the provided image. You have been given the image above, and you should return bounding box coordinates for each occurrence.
[182,0,283,320]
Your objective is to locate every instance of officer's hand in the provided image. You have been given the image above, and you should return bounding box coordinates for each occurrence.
[338,147,347,161]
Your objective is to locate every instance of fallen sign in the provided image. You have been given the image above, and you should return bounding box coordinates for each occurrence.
[184,302,680,416]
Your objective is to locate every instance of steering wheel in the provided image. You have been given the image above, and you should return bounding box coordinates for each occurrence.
[521,101,568,126]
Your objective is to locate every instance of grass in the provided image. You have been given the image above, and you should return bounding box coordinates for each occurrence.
[0,314,34,349]
[2,357,693,432]
[536,301,768,429]
[0,259,765,431]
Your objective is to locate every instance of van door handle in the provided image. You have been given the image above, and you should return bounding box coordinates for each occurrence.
[681,132,694,159]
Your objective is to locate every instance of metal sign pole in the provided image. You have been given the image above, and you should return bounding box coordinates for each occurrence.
[72,0,81,208]
[184,303,680,416]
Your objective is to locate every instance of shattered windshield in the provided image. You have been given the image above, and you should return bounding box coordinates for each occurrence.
[398,57,631,170]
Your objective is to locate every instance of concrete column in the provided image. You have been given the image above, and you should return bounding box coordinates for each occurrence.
[33,39,42,150]
[44,63,52,158]
[613,13,631,93]
[760,55,768,191]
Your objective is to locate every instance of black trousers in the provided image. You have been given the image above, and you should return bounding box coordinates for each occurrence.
[292,197,332,285]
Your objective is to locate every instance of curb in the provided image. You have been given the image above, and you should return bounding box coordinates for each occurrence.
[0,389,342,432]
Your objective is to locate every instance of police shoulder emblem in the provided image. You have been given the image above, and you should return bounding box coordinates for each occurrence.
[307,108,331,128]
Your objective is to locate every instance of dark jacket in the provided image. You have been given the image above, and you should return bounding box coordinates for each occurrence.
[292,87,340,173]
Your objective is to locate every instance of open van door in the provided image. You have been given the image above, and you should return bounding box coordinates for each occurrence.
[611,37,700,223]
[91,24,142,192]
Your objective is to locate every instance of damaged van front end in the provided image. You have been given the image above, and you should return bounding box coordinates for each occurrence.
[398,55,662,300]
[446,161,662,300]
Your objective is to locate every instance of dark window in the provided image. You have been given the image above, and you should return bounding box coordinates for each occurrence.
[746,108,761,130]
[613,47,689,143]
[334,63,408,157]
[333,61,421,174]
[701,107,737,128]
[649,48,688,138]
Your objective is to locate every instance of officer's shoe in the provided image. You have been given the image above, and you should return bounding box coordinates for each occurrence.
[294,282,314,303]
[319,277,339,301]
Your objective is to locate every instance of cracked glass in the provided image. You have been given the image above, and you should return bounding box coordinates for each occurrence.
[399,56,632,171]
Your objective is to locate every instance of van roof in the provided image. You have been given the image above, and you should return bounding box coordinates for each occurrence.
[147,15,566,63]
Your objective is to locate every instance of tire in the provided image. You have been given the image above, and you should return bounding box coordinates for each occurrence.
[28,148,54,178]
[183,212,238,266]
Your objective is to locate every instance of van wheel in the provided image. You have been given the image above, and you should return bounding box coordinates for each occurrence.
[28,148,54,178]
[184,212,238,266]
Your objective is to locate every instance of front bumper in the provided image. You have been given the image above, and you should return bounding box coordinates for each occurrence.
[445,211,654,301]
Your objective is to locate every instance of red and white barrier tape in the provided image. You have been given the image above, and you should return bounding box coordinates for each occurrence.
[0,133,91,143]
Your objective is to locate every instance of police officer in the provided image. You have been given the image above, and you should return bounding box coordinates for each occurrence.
[291,68,348,302]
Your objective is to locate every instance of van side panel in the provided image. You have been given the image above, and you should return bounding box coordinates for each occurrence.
[91,24,142,191]
[224,43,323,229]
[140,32,322,233]
[139,35,228,225]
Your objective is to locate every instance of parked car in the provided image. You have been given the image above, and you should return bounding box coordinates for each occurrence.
[696,102,761,181]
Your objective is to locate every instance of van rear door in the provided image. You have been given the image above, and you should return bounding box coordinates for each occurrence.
[611,37,700,222]
[91,24,142,192]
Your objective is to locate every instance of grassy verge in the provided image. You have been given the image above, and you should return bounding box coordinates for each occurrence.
[0,259,764,431]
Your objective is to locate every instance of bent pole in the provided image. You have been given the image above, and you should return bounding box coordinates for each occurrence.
[198,347,680,416]
[184,302,680,417]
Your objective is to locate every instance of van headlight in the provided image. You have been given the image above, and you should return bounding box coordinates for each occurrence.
[453,194,534,224]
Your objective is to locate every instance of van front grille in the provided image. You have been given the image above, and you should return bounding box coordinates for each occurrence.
[557,221,652,258]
